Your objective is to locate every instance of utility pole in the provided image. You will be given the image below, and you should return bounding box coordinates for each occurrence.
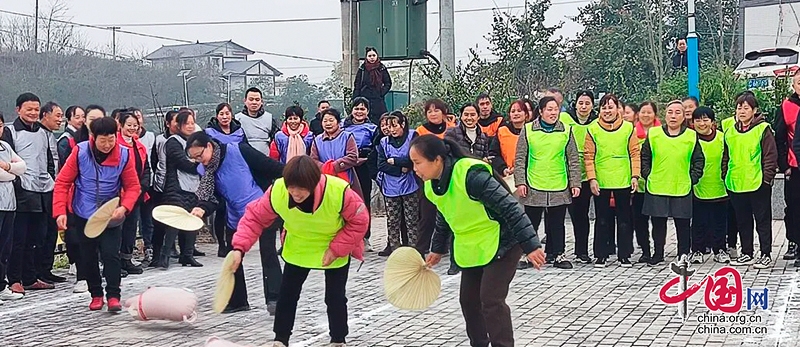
[341,0,359,94]
[33,0,39,53]
[439,0,456,80]
[109,26,120,60]
[687,0,700,99]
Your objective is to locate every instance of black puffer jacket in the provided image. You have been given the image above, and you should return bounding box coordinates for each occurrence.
[429,156,541,264]
[444,123,490,159]
[162,134,200,210]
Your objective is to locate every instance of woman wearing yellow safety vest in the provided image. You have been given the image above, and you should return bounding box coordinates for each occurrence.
[632,102,661,263]
[514,96,582,270]
[690,106,731,264]
[560,90,598,264]
[584,94,640,268]
[641,100,705,266]
[722,93,778,269]
[410,135,545,347]
[230,155,370,347]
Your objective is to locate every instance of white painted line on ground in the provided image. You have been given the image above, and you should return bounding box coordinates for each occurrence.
[294,272,462,347]
[771,271,799,347]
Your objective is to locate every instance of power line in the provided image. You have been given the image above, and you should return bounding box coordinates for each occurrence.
[0,27,128,58]
[88,1,590,28]
[0,8,338,63]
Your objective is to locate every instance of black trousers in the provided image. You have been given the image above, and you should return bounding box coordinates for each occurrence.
[149,191,167,261]
[214,200,230,251]
[568,181,591,256]
[355,164,372,239]
[730,183,773,257]
[273,261,350,345]
[228,225,283,308]
[691,200,727,253]
[785,168,800,245]
[415,191,436,255]
[594,189,634,259]
[726,199,738,249]
[120,204,141,256]
[35,192,57,278]
[65,214,84,281]
[525,205,567,256]
[139,197,155,249]
[632,193,651,257]
[652,217,691,258]
[0,211,15,291]
[8,211,47,286]
[162,227,196,258]
[73,215,122,299]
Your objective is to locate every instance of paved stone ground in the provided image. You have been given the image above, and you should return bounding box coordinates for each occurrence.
[1,218,798,347]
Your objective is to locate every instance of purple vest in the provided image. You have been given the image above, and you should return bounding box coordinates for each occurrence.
[342,122,377,149]
[379,131,419,197]
[205,127,245,145]
[73,142,129,220]
[314,131,356,183]
[273,131,314,163]
[214,144,264,230]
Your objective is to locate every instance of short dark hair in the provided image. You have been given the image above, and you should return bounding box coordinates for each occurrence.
[284,105,304,120]
[245,87,263,98]
[65,105,85,121]
[692,106,715,121]
[283,155,321,192]
[321,108,342,122]
[625,103,640,114]
[352,97,370,110]
[216,102,232,115]
[735,93,759,110]
[639,101,659,114]
[16,93,40,108]
[475,93,491,103]
[0,111,4,123]
[424,99,449,115]
[85,104,106,116]
[118,112,139,128]
[111,108,125,120]
[365,46,378,55]
[176,110,195,128]
[574,90,595,103]
[39,101,61,119]
[546,87,563,96]
[682,96,699,107]
[185,131,213,151]
[599,94,620,108]
[459,103,478,115]
[318,100,330,107]
[127,107,142,114]
[90,117,119,137]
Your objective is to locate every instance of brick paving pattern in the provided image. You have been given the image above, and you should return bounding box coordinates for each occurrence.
[1,218,798,347]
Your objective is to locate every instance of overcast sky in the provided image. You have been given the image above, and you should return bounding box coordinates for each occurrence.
[2,0,587,82]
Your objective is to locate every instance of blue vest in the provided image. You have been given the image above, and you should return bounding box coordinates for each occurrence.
[314,131,357,183]
[73,142,129,220]
[214,144,264,229]
[379,131,419,197]
[342,122,377,149]
[273,131,314,163]
[205,127,245,145]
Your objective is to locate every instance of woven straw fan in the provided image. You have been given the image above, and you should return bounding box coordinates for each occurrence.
[384,247,441,311]
[212,252,237,313]
[152,205,205,231]
[85,197,121,239]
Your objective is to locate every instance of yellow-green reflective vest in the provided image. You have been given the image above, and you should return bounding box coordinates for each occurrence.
[424,158,500,268]
[524,122,571,191]
[646,127,697,197]
[724,122,769,193]
[587,121,634,189]
[694,131,728,199]
[561,113,593,181]
[271,176,349,269]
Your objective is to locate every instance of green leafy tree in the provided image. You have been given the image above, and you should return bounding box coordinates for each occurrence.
[266,75,327,121]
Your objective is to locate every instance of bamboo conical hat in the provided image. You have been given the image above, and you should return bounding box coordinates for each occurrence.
[383,247,441,311]
[212,252,237,313]
[85,197,121,239]
[152,205,205,231]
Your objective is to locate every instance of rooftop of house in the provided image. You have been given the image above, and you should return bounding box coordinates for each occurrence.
[223,60,283,77]
[145,40,255,60]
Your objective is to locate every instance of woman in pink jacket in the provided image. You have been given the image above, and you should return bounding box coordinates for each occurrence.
[229,155,369,347]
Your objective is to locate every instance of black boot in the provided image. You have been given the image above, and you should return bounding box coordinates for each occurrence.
[120,254,143,275]
[156,253,171,270]
[179,232,203,267]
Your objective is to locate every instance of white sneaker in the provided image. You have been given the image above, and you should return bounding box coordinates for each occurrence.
[73,280,88,293]
[68,264,77,276]
[714,251,731,263]
[690,252,704,264]
[752,255,773,269]
[0,288,23,301]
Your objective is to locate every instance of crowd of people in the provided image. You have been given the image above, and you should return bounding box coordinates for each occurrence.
[0,47,798,346]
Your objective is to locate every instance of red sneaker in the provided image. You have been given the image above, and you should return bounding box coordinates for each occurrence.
[89,297,104,311]
[107,298,122,312]
[9,283,24,294]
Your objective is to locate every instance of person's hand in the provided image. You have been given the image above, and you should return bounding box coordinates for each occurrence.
[631,178,639,193]
[503,167,514,177]
[526,248,546,270]
[786,168,792,180]
[571,187,580,198]
[190,207,205,218]
[387,158,395,165]
[357,157,368,165]
[516,185,527,198]
[425,253,442,268]
[111,206,127,222]
[322,248,338,267]
[56,215,67,231]
[229,250,242,272]
[0,161,9,171]
[589,179,600,196]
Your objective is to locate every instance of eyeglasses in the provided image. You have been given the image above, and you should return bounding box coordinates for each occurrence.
[187,146,206,161]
